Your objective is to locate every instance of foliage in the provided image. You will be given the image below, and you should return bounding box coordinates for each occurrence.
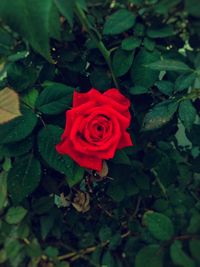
[0,0,200,266]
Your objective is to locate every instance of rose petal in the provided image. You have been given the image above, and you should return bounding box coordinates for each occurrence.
[104,88,130,106]
[73,88,101,107]
[117,132,133,149]
[56,139,102,171]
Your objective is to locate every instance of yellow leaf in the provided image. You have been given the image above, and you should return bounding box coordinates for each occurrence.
[0,87,21,124]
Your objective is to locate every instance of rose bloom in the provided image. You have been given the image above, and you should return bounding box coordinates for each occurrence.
[56,88,133,171]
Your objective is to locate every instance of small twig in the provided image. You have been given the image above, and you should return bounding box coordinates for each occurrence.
[133,197,142,217]
[97,203,114,218]
[152,169,168,199]
[58,230,131,262]
[175,234,200,240]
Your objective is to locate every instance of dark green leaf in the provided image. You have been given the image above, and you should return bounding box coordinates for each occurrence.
[112,49,134,77]
[103,9,136,35]
[7,63,38,92]
[170,240,195,267]
[36,82,74,115]
[155,80,174,96]
[99,226,112,242]
[175,73,196,91]
[0,0,55,62]
[7,155,41,204]
[143,211,174,240]
[189,239,200,264]
[48,2,61,41]
[131,49,160,87]
[187,212,200,234]
[112,150,131,165]
[185,0,200,18]
[147,26,174,38]
[22,88,39,109]
[0,106,38,144]
[0,136,33,157]
[178,100,196,130]
[143,37,155,51]
[102,251,115,267]
[5,206,27,224]
[37,125,74,178]
[143,100,178,130]
[54,0,74,27]
[107,183,125,202]
[68,165,85,187]
[90,69,111,91]
[135,245,163,267]
[121,37,141,51]
[129,85,149,95]
[146,60,193,72]
[0,172,7,210]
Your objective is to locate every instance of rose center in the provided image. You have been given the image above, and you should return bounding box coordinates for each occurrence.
[97,125,103,131]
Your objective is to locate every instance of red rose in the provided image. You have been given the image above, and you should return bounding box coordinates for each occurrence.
[56,88,133,171]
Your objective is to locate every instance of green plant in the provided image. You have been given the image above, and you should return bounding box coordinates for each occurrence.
[0,0,200,266]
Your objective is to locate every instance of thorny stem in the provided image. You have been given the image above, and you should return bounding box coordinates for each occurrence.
[74,3,119,89]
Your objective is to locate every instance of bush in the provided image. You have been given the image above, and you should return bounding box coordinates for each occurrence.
[0,0,200,266]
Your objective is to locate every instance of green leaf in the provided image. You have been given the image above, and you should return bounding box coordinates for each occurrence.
[187,212,200,234]
[0,106,38,144]
[185,0,200,18]
[175,73,196,92]
[143,211,174,240]
[7,155,41,204]
[4,239,23,265]
[155,80,174,96]
[0,87,21,124]
[147,25,174,38]
[36,82,74,115]
[7,62,38,92]
[22,88,39,109]
[146,60,193,72]
[121,37,141,51]
[5,206,27,224]
[112,150,131,165]
[7,51,29,62]
[129,85,149,95]
[40,215,55,239]
[103,9,136,35]
[186,124,200,146]
[135,245,163,267]
[189,239,200,264]
[54,0,74,27]
[170,240,195,267]
[107,183,125,202]
[0,0,55,62]
[37,125,74,178]
[143,100,178,131]
[143,37,155,51]
[178,100,197,131]
[90,69,111,91]
[131,48,160,88]
[48,2,61,41]
[0,172,7,210]
[102,251,116,267]
[0,136,33,157]
[68,165,85,187]
[112,49,134,77]
[99,226,112,242]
